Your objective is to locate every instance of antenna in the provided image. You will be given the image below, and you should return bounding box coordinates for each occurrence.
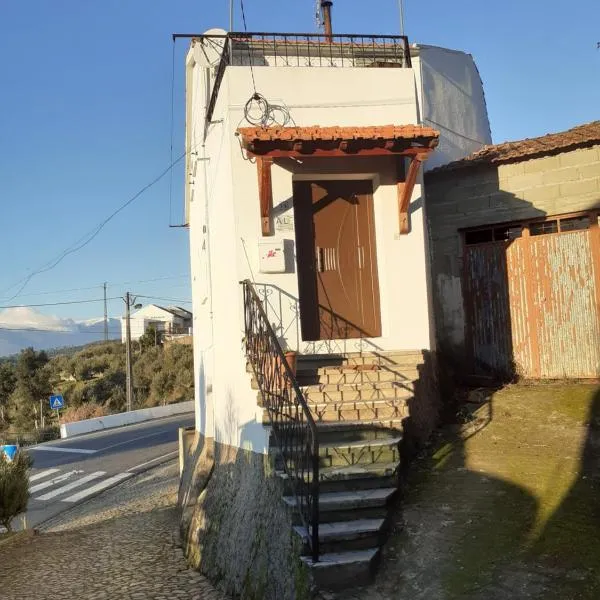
[398,0,405,36]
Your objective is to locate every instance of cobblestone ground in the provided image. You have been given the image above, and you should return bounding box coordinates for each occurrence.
[0,462,228,600]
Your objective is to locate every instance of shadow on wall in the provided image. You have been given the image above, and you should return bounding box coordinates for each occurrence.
[429,165,546,381]
[255,282,389,355]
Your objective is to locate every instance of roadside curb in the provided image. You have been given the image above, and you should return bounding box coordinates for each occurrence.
[35,454,179,532]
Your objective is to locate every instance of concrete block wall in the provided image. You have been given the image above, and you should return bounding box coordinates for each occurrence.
[425,144,600,365]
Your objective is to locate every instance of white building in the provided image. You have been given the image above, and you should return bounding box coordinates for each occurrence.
[182,24,491,586]
[120,304,192,343]
[185,30,490,450]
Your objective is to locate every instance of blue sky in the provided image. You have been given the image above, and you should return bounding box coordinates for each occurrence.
[1,0,598,326]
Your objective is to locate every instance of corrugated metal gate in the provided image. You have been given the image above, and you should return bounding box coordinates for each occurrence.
[464,213,600,378]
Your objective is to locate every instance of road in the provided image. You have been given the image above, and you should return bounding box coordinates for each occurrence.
[20,412,194,529]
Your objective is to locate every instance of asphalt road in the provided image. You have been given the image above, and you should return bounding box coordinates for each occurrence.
[19,413,194,529]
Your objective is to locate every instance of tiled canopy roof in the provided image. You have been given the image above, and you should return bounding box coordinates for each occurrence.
[238,124,439,143]
[430,121,600,174]
[237,125,439,158]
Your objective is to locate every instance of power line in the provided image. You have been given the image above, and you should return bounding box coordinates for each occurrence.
[2,149,189,302]
[0,298,120,310]
[0,327,122,334]
[0,275,190,302]
[135,295,192,304]
[240,0,257,93]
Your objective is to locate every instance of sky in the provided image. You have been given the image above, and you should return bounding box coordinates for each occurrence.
[1,0,598,328]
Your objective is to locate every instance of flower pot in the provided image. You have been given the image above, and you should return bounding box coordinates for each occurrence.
[283,351,297,377]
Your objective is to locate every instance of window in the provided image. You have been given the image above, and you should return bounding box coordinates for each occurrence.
[464,229,493,245]
[494,226,523,241]
[530,220,558,236]
[559,216,590,232]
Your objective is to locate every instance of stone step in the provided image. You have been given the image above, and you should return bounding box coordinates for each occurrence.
[301,379,417,395]
[294,518,387,553]
[257,383,415,406]
[277,461,400,494]
[278,436,401,469]
[263,402,408,425]
[283,487,396,523]
[298,351,425,368]
[300,547,380,591]
[296,368,420,386]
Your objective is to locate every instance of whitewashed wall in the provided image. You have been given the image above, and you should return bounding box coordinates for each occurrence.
[186,40,491,450]
[413,45,492,171]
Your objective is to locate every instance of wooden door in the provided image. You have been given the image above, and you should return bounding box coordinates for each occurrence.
[294,180,381,340]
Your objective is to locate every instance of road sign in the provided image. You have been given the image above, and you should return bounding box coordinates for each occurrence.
[49,395,65,410]
[1,445,17,461]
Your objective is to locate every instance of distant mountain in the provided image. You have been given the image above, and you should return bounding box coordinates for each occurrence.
[0,307,121,357]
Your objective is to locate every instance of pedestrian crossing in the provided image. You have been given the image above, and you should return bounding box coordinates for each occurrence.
[28,468,132,504]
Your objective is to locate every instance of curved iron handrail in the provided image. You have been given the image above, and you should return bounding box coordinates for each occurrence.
[241,280,319,562]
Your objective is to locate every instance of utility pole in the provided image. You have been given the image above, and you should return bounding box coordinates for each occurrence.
[103,282,108,342]
[229,0,234,31]
[123,292,140,412]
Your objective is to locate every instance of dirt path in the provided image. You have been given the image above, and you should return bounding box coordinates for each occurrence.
[333,383,600,600]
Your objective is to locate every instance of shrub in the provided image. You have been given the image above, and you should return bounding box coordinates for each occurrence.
[0,451,33,531]
[60,403,107,424]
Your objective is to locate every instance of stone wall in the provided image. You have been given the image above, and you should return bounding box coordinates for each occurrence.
[425,145,600,367]
[179,437,310,600]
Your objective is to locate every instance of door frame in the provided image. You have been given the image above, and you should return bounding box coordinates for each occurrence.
[292,174,383,342]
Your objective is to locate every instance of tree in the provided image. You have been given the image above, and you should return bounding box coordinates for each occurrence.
[0,363,16,426]
[9,348,51,430]
[139,324,162,351]
[0,451,32,531]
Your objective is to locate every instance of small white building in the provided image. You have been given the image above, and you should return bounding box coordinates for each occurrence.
[181,20,492,586]
[120,304,192,343]
[185,29,490,450]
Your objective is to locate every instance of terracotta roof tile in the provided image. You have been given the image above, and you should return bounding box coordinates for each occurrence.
[237,124,439,143]
[429,121,600,174]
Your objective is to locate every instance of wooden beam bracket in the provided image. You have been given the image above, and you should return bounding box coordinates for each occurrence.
[397,152,430,235]
[257,157,274,236]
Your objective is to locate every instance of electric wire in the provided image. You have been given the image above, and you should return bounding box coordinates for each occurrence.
[3,149,189,302]
[0,298,121,310]
[239,0,257,94]
[0,275,190,302]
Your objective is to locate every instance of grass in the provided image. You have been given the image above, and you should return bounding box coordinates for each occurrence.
[370,382,600,600]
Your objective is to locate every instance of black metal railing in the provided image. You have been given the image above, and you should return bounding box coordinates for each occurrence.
[198,31,412,124]
[241,280,320,562]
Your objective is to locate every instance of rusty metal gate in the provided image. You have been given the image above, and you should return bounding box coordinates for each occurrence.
[463,213,600,378]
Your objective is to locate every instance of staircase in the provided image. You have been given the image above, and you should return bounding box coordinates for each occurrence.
[259,350,427,591]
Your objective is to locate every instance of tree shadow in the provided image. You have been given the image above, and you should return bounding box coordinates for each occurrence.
[527,386,600,598]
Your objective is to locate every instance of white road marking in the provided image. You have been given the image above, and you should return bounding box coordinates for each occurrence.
[35,472,106,501]
[128,450,178,472]
[29,468,60,482]
[30,470,83,493]
[28,446,97,454]
[98,431,167,452]
[62,473,133,503]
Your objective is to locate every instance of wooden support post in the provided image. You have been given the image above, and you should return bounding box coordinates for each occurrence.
[257,157,273,236]
[396,152,428,235]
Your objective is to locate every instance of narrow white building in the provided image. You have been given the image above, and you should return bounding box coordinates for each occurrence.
[182,18,491,590]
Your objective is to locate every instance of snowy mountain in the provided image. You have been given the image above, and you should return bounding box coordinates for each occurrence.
[0,307,121,357]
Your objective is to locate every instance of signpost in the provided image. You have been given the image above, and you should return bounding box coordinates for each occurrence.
[49,394,65,424]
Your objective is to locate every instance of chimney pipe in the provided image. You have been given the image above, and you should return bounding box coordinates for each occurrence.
[321,1,333,41]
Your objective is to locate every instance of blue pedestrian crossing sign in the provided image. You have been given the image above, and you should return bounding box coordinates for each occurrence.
[49,395,65,410]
